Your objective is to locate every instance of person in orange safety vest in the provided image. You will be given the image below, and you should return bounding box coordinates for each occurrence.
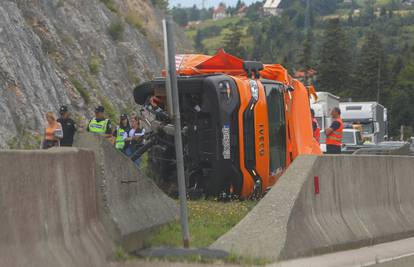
[311,109,320,143]
[324,107,343,154]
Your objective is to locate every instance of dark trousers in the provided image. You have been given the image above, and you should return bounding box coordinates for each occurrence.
[326,144,341,154]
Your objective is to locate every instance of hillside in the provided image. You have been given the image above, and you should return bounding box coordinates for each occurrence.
[0,0,191,148]
[179,0,414,137]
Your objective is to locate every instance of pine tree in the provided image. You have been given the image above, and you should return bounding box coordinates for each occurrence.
[352,31,390,103]
[222,25,245,58]
[194,30,204,52]
[300,31,313,71]
[317,19,351,95]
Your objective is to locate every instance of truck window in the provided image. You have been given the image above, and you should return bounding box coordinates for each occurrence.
[264,83,286,175]
[342,131,355,145]
[361,122,374,134]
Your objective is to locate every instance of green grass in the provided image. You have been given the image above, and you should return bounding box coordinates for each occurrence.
[126,11,144,32]
[145,200,257,248]
[88,56,101,75]
[69,75,90,103]
[99,95,117,122]
[100,0,118,13]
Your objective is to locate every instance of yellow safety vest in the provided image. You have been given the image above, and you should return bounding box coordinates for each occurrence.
[88,119,108,134]
[115,127,126,150]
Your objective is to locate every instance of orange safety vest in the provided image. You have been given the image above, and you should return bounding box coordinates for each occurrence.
[326,118,343,146]
[312,118,321,143]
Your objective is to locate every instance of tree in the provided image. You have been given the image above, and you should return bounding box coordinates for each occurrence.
[194,30,204,52]
[172,7,189,27]
[222,25,246,58]
[352,31,390,103]
[300,30,314,71]
[189,5,200,21]
[317,19,351,95]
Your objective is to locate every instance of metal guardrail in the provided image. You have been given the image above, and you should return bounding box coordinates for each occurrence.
[352,143,413,156]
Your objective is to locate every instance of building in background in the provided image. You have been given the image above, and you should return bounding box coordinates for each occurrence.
[213,3,228,20]
[263,0,282,16]
[236,4,247,17]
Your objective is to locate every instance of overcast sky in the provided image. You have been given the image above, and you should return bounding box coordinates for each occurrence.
[169,0,261,8]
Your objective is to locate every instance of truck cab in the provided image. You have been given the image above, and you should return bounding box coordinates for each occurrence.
[133,51,321,199]
[339,102,387,144]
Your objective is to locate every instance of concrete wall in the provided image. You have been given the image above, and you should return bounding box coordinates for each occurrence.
[0,149,113,267]
[74,133,179,252]
[212,155,414,261]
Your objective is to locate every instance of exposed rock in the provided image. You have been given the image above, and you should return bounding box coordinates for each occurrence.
[0,0,191,148]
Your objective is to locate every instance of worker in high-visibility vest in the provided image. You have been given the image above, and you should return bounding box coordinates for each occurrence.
[87,106,113,138]
[113,114,130,152]
[325,107,343,154]
[311,109,321,143]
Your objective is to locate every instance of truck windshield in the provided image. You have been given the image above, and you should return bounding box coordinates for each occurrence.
[361,122,374,134]
[264,83,286,175]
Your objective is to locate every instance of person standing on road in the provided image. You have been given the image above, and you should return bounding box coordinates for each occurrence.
[311,109,320,144]
[87,106,113,139]
[125,115,145,167]
[57,105,77,147]
[113,114,130,152]
[42,112,63,149]
[325,107,343,154]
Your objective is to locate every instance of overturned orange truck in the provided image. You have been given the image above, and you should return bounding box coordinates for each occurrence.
[134,50,321,199]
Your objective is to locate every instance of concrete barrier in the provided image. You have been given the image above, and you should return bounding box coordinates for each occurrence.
[212,155,414,261]
[0,148,113,267]
[74,133,179,251]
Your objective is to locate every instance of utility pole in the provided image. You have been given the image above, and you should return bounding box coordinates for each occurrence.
[377,59,381,103]
[163,16,191,248]
[305,0,311,35]
[303,0,312,86]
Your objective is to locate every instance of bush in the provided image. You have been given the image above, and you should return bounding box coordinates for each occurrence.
[126,12,144,32]
[99,95,117,122]
[108,20,124,41]
[151,0,168,10]
[100,0,118,13]
[69,76,90,103]
[88,57,100,75]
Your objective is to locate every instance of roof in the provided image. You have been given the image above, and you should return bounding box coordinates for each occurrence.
[213,4,226,14]
[263,0,282,9]
[236,5,247,14]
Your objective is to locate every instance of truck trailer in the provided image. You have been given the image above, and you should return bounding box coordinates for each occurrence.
[133,50,321,199]
[310,92,340,129]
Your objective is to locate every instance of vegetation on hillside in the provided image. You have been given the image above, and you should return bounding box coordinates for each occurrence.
[173,0,414,138]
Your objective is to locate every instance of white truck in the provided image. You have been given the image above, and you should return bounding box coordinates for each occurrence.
[339,102,387,144]
[310,92,340,129]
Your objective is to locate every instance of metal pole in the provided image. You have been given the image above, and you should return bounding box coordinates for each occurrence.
[377,59,381,103]
[163,20,174,117]
[163,16,191,248]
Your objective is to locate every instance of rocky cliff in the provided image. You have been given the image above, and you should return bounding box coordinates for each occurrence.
[0,0,191,148]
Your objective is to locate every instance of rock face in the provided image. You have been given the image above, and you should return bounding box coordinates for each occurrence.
[0,0,190,148]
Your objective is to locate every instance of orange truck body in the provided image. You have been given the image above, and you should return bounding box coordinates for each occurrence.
[137,50,321,198]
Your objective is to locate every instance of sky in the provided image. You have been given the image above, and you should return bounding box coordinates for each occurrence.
[169,0,261,8]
